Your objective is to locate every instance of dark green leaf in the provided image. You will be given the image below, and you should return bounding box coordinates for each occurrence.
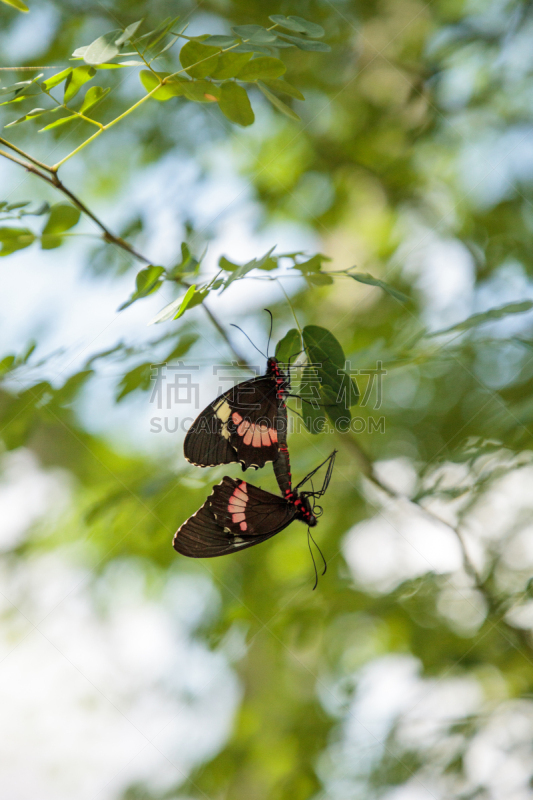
[299,365,326,433]
[202,35,238,48]
[303,325,345,368]
[79,86,110,114]
[41,203,81,249]
[275,328,301,364]
[82,30,122,65]
[64,66,96,103]
[237,56,286,81]
[269,15,325,38]
[349,273,409,302]
[218,255,239,272]
[115,20,143,46]
[277,34,331,52]
[218,81,254,125]
[182,80,220,103]
[5,201,30,211]
[0,227,35,256]
[294,253,332,273]
[166,333,199,361]
[232,25,277,44]
[119,265,165,310]
[262,79,304,101]
[42,69,72,91]
[143,16,180,49]
[179,40,220,78]
[257,82,300,121]
[211,51,253,80]
[429,301,533,336]
[232,44,273,55]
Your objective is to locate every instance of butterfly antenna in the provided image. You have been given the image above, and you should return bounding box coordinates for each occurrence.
[307,527,319,591]
[309,527,327,577]
[264,309,273,358]
[230,324,267,359]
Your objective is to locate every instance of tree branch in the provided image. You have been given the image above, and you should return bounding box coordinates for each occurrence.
[0,143,251,368]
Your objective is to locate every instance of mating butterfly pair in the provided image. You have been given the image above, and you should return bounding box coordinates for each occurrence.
[173,353,335,560]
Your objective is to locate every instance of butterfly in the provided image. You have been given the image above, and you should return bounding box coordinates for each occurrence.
[173,451,336,559]
[184,355,291,471]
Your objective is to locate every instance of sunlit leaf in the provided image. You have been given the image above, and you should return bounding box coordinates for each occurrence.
[119,266,166,310]
[139,70,187,101]
[258,82,300,121]
[182,80,219,103]
[82,30,122,65]
[42,68,72,91]
[179,39,220,78]
[218,81,254,125]
[41,203,81,249]
[64,65,96,103]
[269,15,325,38]
[0,0,28,11]
[115,19,143,47]
[222,247,276,289]
[237,56,286,81]
[38,114,76,132]
[0,227,35,256]
[149,284,197,324]
[4,107,48,127]
[79,85,110,114]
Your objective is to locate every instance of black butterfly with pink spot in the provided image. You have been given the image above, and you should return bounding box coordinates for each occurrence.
[173,451,336,558]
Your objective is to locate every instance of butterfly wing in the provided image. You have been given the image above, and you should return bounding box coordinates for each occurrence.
[184,374,285,470]
[173,477,296,558]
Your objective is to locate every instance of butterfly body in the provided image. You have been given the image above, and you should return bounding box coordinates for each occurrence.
[184,357,290,471]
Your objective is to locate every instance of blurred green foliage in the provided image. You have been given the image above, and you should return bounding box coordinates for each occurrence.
[2,0,533,798]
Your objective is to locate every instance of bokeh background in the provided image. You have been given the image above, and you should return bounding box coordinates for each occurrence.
[2,0,533,798]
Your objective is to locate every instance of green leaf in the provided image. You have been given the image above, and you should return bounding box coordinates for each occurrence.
[115,19,143,46]
[79,85,110,114]
[179,40,220,78]
[269,15,325,38]
[0,355,16,376]
[232,25,277,44]
[429,301,533,336]
[218,255,239,272]
[166,333,199,361]
[232,44,273,55]
[211,51,253,80]
[4,107,48,127]
[143,16,180,49]
[236,56,286,81]
[202,35,238,48]
[257,82,300,121]
[0,0,29,11]
[64,65,96,103]
[82,30,122,65]
[42,68,72,91]
[222,247,276,289]
[116,363,152,401]
[275,328,301,364]
[299,365,326,433]
[0,227,35,256]
[41,203,81,249]
[294,253,332,273]
[149,284,197,324]
[119,266,165,310]
[38,115,76,132]
[182,80,220,103]
[218,81,254,126]
[277,34,331,52]
[139,70,187,101]
[349,273,409,303]
[262,79,304,101]
[303,325,345,368]
[4,201,30,210]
